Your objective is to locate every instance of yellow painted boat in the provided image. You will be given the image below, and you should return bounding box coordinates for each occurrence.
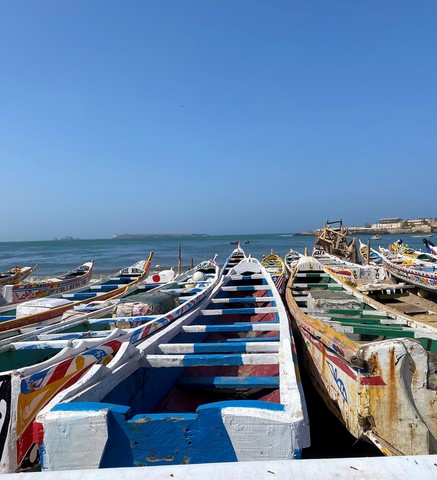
[262,250,285,294]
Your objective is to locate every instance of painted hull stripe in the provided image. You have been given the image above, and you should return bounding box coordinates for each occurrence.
[144,353,279,367]
[201,307,277,315]
[182,322,280,332]
[158,342,280,354]
[301,328,386,386]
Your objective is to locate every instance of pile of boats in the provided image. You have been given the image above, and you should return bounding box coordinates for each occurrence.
[0,239,436,473]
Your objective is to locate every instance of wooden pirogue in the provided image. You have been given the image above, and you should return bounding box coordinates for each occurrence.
[35,256,309,470]
[0,256,219,473]
[0,261,93,307]
[286,255,437,456]
[0,264,39,286]
[378,246,437,296]
[262,250,286,294]
[0,254,154,338]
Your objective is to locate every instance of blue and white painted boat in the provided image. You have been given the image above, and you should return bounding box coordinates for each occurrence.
[284,249,302,277]
[220,242,247,275]
[35,257,310,470]
[0,254,155,339]
[0,258,220,473]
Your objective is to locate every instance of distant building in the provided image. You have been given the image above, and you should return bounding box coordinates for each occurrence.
[405,218,431,227]
[379,218,402,224]
[371,218,402,230]
[370,217,432,232]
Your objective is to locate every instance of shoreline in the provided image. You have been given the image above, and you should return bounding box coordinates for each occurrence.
[295,229,435,236]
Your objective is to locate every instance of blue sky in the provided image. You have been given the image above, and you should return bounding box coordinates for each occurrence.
[1,1,437,241]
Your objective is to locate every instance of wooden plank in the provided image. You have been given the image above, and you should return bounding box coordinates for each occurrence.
[144,353,279,367]
[201,306,277,316]
[177,375,280,388]
[158,342,280,354]
[229,274,265,280]
[384,303,429,315]
[211,297,276,303]
[182,322,280,333]
[221,285,270,291]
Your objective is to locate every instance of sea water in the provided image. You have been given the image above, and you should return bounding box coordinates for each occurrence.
[0,233,433,278]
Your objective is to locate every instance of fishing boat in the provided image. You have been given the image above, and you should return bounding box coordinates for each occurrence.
[284,249,302,276]
[262,250,286,294]
[285,255,437,456]
[221,242,247,275]
[0,264,39,286]
[0,254,154,338]
[389,239,437,263]
[358,239,384,265]
[0,258,220,347]
[0,261,93,307]
[35,256,310,470]
[371,235,382,240]
[378,247,437,295]
[313,248,387,285]
[421,238,437,255]
[0,257,219,472]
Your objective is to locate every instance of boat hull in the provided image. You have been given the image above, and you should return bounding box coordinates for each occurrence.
[286,256,437,456]
[36,258,309,470]
[0,257,219,473]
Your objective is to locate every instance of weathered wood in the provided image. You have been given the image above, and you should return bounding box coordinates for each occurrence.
[286,255,437,456]
[3,456,437,480]
[35,255,309,471]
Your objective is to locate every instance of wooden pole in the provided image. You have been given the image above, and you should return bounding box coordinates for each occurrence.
[190,258,194,269]
[178,243,182,274]
[367,239,370,265]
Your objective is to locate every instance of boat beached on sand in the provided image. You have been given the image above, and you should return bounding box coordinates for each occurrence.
[285,255,437,456]
[0,264,39,286]
[0,261,93,307]
[378,246,437,296]
[35,256,310,470]
[5,257,221,349]
[358,239,383,265]
[0,256,219,473]
[0,255,154,339]
[313,248,387,285]
[262,250,286,294]
[220,242,247,275]
[284,249,302,277]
